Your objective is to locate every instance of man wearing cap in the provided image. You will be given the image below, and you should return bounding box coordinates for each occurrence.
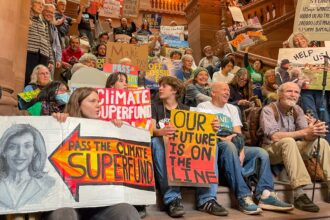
[275,59,291,85]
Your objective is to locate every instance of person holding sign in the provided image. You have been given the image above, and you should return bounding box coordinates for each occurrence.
[49,87,141,220]
[197,82,294,215]
[151,76,228,217]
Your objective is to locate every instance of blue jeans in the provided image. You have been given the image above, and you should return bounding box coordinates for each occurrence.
[300,90,330,143]
[151,137,218,206]
[217,141,274,200]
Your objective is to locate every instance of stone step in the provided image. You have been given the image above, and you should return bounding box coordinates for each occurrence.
[146,181,330,219]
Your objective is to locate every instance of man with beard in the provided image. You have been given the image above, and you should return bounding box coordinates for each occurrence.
[260,82,330,212]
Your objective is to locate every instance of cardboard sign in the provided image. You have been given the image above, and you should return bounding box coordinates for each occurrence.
[143,13,162,29]
[228,6,245,22]
[226,17,267,51]
[115,34,132,43]
[0,116,155,214]
[122,0,140,18]
[98,0,121,18]
[103,63,139,88]
[97,88,152,130]
[293,0,330,41]
[106,42,149,71]
[165,109,218,186]
[160,26,185,41]
[145,62,170,89]
[18,89,41,102]
[277,47,330,90]
[68,67,108,90]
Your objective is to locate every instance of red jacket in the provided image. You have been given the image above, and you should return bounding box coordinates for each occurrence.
[62,47,84,63]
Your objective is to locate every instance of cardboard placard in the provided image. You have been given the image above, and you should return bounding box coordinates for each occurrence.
[106,42,149,71]
[165,109,218,186]
[293,0,330,41]
[228,6,245,22]
[98,0,121,18]
[97,88,152,130]
[122,0,140,18]
[0,116,155,214]
[277,47,330,90]
[103,63,139,88]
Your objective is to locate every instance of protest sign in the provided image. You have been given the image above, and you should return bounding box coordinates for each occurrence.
[293,0,330,41]
[145,62,170,89]
[98,0,121,18]
[143,13,162,29]
[18,89,41,102]
[165,109,218,186]
[68,67,108,91]
[163,39,189,48]
[122,0,140,18]
[160,26,185,41]
[228,6,245,22]
[225,17,267,51]
[0,116,155,214]
[103,63,139,88]
[115,34,132,43]
[277,47,330,90]
[97,88,152,130]
[96,57,106,70]
[106,42,149,71]
[136,35,149,44]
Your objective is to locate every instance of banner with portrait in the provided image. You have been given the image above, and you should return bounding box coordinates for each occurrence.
[0,116,155,214]
[143,13,162,29]
[277,47,330,90]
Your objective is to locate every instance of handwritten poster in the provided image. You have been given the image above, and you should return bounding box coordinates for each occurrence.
[122,0,140,18]
[0,116,155,214]
[103,63,139,88]
[106,42,149,71]
[293,0,330,41]
[277,47,330,90]
[165,109,218,186]
[97,88,152,130]
[98,0,121,18]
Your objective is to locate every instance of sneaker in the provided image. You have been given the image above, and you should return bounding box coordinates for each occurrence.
[294,194,320,212]
[197,199,228,216]
[238,196,262,215]
[166,198,185,217]
[135,205,147,218]
[259,191,294,211]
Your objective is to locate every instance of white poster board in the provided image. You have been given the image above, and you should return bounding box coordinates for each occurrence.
[293,0,330,41]
[0,116,155,214]
[228,6,245,22]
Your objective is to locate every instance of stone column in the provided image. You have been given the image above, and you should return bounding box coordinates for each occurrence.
[185,0,221,63]
[0,0,30,115]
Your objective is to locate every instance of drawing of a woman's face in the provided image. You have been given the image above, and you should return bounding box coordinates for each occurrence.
[4,133,35,173]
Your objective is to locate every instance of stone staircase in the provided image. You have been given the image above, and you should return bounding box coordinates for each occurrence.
[145,181,330,220]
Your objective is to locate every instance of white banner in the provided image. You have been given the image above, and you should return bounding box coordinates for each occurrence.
[0,116,155,214]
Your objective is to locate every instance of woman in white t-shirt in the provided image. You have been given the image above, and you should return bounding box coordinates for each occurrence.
[212,57,234,83]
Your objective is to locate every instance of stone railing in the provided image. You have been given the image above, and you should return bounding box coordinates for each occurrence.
[144,0,189,15]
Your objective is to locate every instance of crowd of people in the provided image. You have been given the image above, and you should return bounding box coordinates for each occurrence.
[1,0,330,219]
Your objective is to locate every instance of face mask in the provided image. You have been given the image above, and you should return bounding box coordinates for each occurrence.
[55,93,70,105]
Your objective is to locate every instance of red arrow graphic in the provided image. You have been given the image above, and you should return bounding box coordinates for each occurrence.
[49,125,154,201]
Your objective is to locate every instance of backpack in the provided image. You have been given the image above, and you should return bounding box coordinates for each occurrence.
[242,102,297,146]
